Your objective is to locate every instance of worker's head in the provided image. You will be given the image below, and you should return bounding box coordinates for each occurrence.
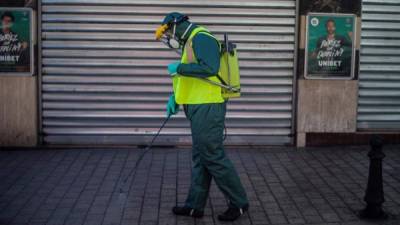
[155,12,194,50]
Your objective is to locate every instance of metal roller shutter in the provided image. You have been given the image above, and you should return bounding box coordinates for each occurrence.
[358,0,400,130]
[40,0,297,145]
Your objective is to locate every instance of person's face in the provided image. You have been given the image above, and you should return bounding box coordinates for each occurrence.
[326,21,336,35]
[165,27,173,38]
[2,16,13,31]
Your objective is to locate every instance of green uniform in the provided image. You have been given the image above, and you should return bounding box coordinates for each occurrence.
[184,103,248,210]
[175,26,248,210]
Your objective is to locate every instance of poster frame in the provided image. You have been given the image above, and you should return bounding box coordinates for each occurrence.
[0,7,34,76]
[304,12,356,80]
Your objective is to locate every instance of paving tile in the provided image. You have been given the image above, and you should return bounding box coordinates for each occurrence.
[0,146,399,225]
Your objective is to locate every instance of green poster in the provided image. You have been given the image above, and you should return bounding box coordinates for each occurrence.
[305,13,355,79]
[0,8,33,75]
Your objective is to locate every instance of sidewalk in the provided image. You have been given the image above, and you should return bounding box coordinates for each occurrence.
[0,145,399,225]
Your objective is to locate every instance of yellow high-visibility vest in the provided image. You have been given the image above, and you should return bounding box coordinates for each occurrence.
[172,27,225,104]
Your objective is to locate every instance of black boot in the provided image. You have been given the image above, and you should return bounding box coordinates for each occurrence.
[172,206,204,218]
[218,204,249,221]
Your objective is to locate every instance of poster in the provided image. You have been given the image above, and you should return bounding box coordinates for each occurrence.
[0,8,33,76]
[305,13,356,79]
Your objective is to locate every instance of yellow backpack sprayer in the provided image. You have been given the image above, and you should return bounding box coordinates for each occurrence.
[187,33,241,99]
[211,33,241,98]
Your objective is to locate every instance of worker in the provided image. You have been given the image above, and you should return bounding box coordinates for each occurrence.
[155,12,249,221]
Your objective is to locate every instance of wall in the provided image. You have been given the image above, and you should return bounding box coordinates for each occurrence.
[0,0,38,147]
[0,77,37,146]
[296,0,362,147]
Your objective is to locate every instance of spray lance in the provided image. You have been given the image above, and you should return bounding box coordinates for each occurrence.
[118,17,189,203]
[118,115,171,203]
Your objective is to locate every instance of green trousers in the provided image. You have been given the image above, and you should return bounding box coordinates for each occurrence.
[183,102,248,211]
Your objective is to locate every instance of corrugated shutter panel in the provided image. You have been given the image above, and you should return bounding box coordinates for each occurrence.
[358,0,400,130]
[40,0,296,145]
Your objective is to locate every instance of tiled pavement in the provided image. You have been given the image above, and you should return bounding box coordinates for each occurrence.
[0,145,399,225]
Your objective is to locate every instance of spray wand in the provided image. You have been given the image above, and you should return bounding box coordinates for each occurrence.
[118,115,171,202]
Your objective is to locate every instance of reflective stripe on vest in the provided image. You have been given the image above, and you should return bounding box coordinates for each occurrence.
[172,27,225,105]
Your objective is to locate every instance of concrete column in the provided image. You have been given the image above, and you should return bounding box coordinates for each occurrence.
[0,1,38,147]
[0,76,38,146]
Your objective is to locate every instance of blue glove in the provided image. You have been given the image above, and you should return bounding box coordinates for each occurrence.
[166,94,179,117]
[168,62,180,76]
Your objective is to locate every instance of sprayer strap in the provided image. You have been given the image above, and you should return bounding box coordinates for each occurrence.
[185,31,237,91]
[193,31,231,89]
